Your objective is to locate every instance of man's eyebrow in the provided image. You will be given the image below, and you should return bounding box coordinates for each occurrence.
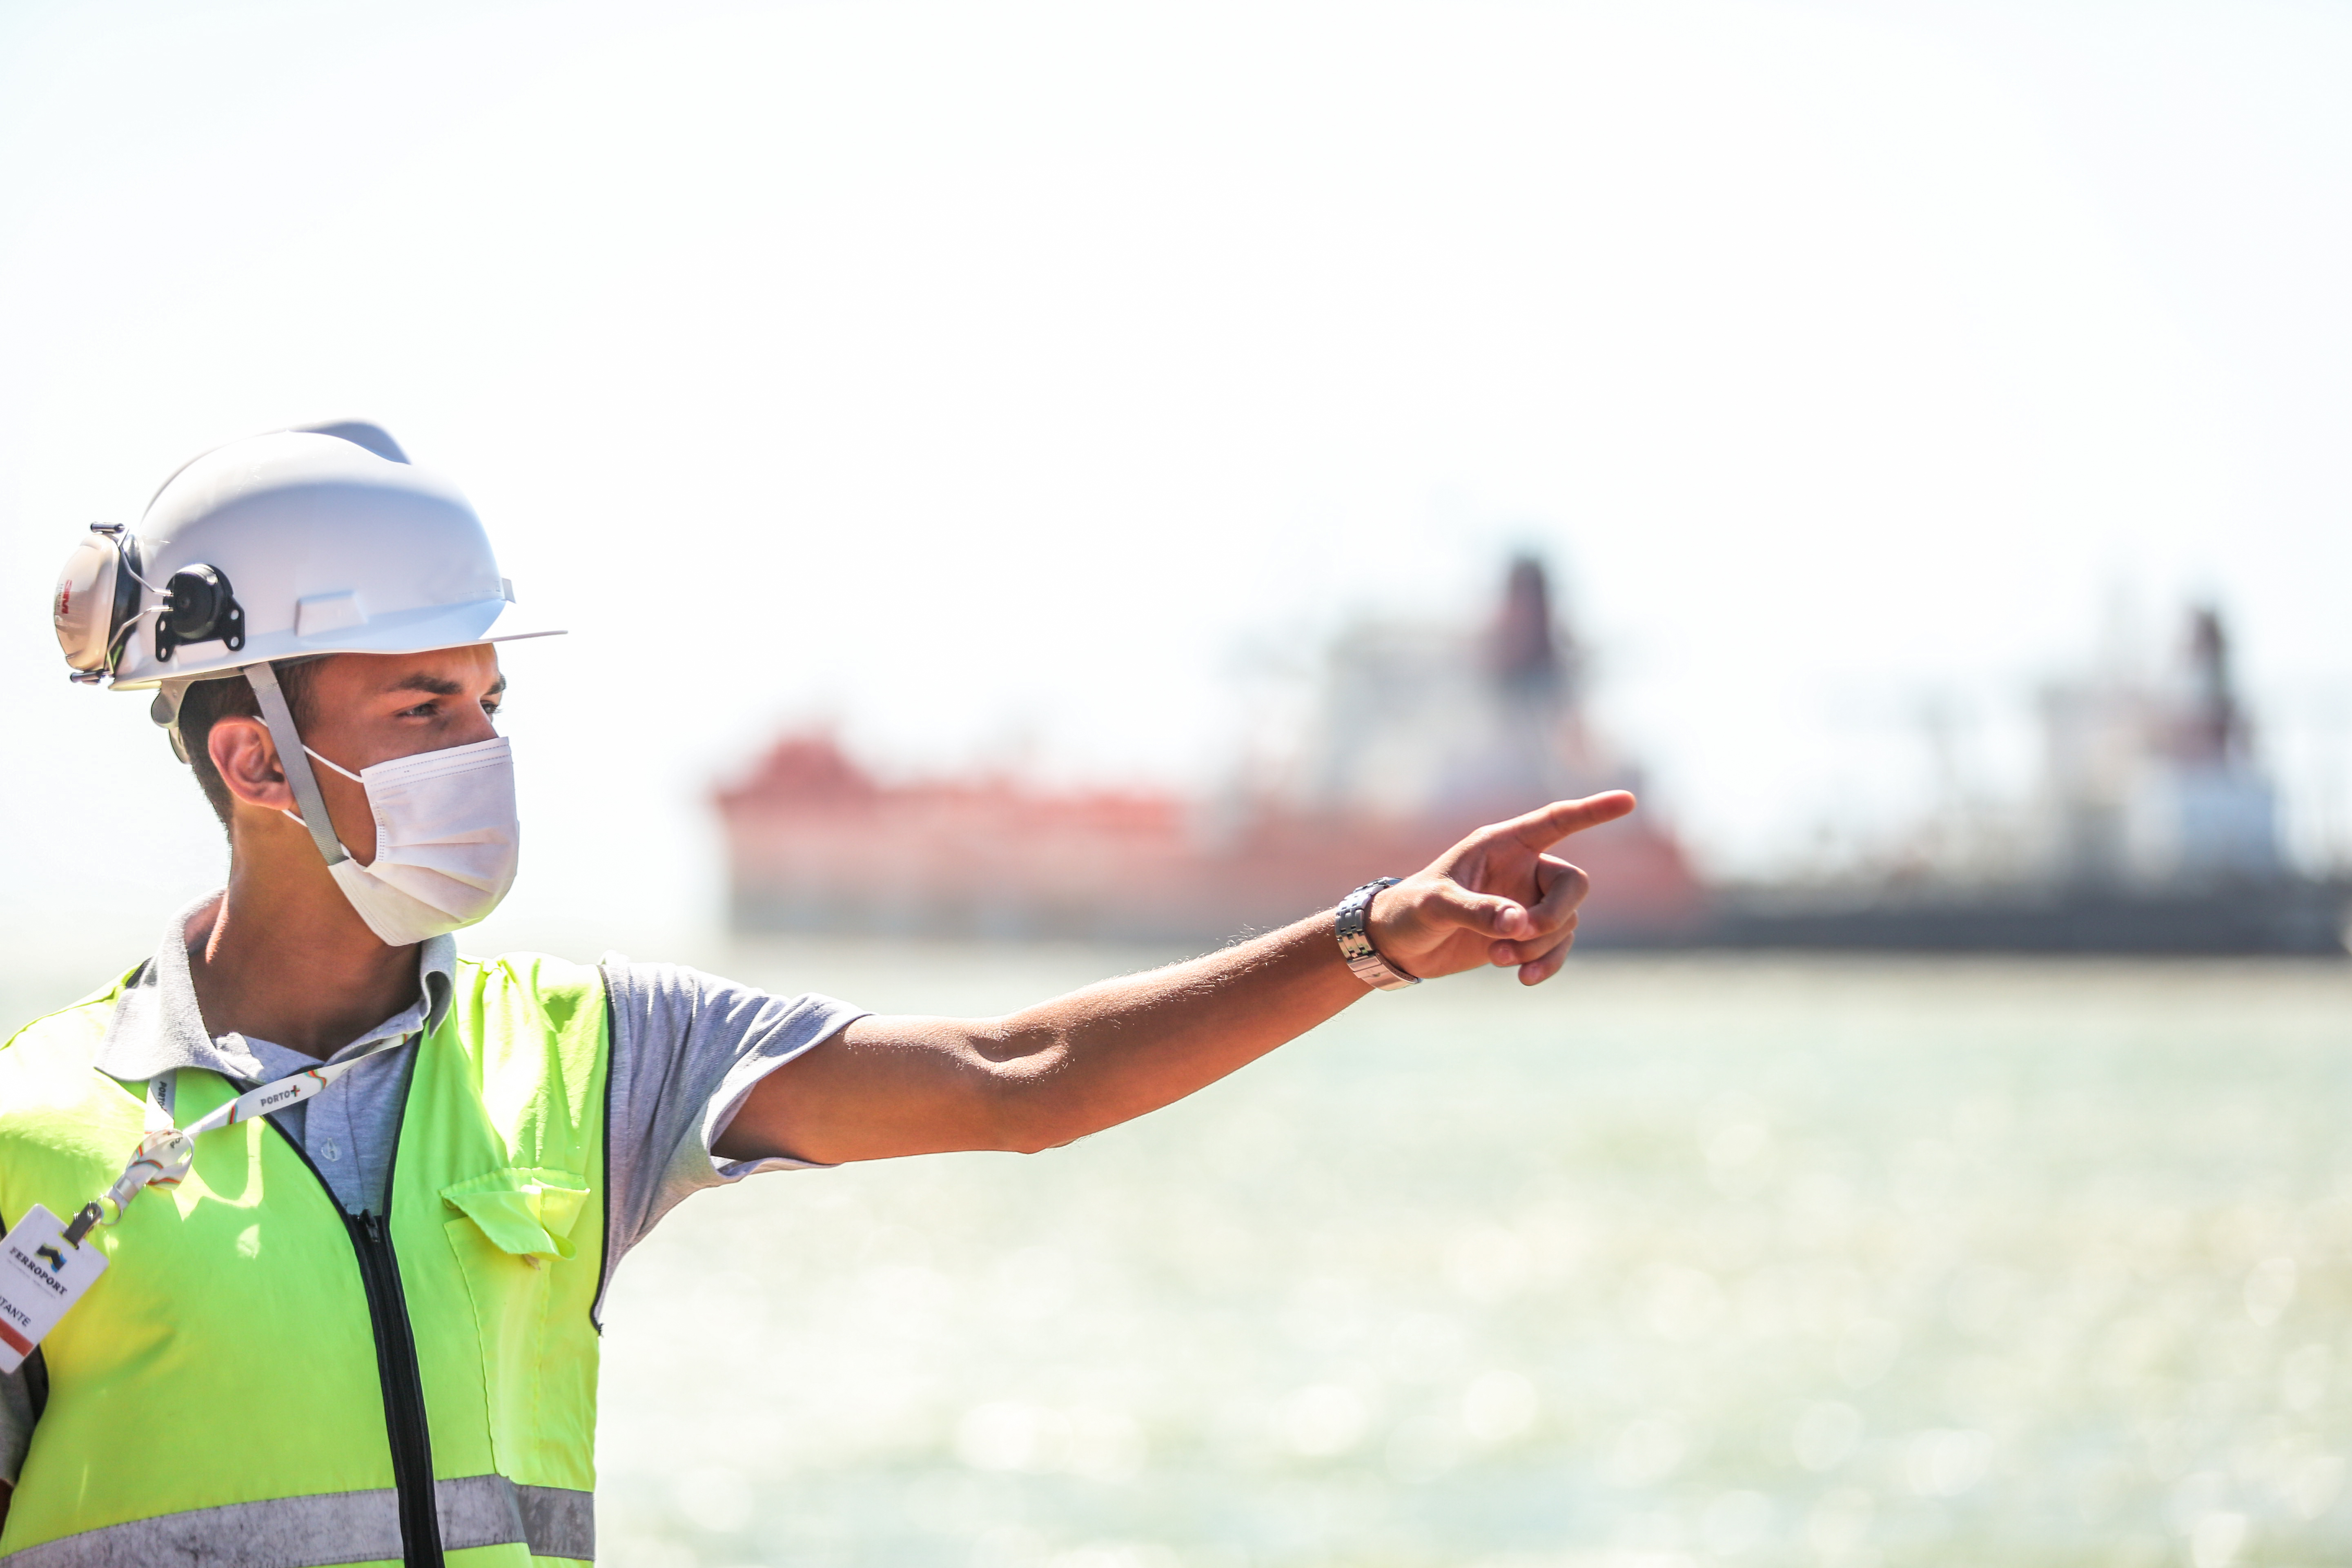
[383,673,466,698]
[380,670,506,700]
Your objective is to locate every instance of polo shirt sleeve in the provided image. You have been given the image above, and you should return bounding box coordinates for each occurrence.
[595,959,866,1278]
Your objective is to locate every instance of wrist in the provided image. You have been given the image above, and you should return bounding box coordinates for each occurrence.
[1334,878,1418,991]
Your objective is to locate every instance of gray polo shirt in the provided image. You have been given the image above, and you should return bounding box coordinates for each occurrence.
[0,894,867,1486]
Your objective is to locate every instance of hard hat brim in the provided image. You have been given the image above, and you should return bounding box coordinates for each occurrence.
[110,597,566,690]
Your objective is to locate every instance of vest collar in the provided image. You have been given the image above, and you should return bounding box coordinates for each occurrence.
[94,891,456,1084]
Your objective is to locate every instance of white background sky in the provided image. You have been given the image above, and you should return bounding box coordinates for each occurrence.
[3,0,2349,956]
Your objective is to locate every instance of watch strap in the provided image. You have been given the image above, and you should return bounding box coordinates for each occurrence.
[1335,877,1419,991]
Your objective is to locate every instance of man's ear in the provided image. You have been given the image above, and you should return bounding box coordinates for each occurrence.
[208,715,297,814]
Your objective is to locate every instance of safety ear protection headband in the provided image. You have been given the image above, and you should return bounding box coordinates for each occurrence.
[53,522,248,684]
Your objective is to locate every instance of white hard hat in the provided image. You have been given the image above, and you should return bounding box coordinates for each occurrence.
[53,422,561,696]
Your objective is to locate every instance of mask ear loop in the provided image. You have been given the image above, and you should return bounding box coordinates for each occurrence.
[303,746,366,783]
[243,662,352,869]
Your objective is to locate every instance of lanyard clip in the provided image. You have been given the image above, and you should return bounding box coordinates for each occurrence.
[92,1129,196,1229]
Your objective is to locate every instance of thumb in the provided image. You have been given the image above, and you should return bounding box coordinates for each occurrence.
[1415,877,1530,938]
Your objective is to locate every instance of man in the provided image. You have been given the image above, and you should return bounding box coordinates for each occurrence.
[2,423,1633,1567]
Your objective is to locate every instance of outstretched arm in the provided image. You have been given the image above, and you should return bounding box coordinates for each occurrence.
[716,792,1637,1165]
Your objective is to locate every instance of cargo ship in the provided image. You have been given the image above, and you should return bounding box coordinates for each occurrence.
[716,559,1707,947]
[1707,605,2350,955]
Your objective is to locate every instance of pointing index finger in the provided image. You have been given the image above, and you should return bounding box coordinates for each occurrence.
[1508,791,1637,852]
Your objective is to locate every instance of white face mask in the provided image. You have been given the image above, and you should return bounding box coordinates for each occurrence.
[295,736,521,947]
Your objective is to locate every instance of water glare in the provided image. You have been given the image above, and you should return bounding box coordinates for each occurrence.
[592,951,2352,1564]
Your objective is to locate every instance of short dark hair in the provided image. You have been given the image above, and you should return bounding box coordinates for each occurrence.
[176,662,319,829]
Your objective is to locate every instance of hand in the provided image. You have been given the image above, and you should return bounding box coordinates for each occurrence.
[1366,792,1638,987]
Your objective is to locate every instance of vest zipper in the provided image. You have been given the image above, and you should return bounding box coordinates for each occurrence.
[346,1207,446,1568]
[268,1118,447,1568]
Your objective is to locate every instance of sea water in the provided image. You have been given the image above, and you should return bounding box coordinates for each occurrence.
[583,947,2352,1568]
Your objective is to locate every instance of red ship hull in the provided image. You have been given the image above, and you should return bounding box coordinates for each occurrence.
[717,736,1706,946]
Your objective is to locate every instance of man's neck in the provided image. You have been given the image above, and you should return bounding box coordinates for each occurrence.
[186,850,422,1062]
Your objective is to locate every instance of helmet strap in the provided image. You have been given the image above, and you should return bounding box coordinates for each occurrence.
[243,662,352,869]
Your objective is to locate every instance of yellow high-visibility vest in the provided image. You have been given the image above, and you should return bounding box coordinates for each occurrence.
[0,954,609,1568]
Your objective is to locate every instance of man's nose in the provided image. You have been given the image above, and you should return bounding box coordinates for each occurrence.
[454,704,499,745]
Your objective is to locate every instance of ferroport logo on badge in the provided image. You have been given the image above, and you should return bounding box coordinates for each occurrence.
[6,1244,70,1296]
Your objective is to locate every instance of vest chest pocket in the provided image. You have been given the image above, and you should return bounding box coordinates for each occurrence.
[441,1167,591,1475]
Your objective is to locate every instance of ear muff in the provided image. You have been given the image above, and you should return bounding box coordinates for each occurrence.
[53,524,147,683]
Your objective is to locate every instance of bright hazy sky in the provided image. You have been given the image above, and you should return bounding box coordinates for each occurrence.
[3,0,2349,951]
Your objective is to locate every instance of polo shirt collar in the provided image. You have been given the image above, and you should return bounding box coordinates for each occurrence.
[94,892,456,1083]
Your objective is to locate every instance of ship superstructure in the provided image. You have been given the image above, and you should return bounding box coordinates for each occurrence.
[2041,605,2281,889]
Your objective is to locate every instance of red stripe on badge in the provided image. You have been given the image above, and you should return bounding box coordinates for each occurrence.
[0,1320,31,1357]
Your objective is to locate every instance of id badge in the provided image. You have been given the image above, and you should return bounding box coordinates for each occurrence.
[0,1205,109,1374]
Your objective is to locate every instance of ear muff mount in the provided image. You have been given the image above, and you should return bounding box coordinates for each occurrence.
[154,563,245,662]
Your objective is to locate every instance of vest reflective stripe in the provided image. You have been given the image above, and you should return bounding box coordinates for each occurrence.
[0,955,610,1568]
[0,1477,593,1568]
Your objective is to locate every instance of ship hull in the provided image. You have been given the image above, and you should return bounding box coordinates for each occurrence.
[1703,880,2350,956]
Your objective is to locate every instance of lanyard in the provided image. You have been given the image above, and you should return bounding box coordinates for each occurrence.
[61,1033,414,1245]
